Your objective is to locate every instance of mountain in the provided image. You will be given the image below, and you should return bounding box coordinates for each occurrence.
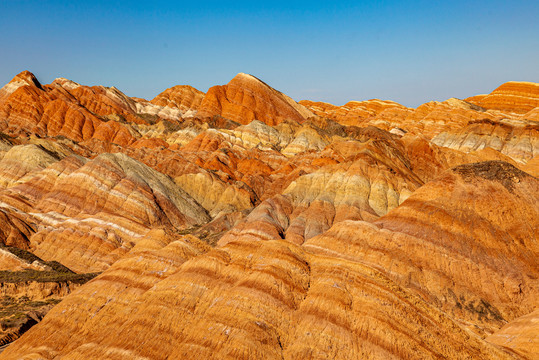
[466,81,539,114]
[0,72,537,359]
[197,73,315,125]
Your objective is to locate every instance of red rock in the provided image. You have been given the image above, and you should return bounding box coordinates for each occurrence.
[198,73,314,125]
[0,72,537,358]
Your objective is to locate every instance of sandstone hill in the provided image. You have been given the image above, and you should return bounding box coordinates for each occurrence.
[0,72,537,359]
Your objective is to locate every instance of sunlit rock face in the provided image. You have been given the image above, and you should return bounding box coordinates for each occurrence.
[150,84,205,115]
[0,152,209,273]
[431,118,539,163]
[198,73,315,126]
[306,161,539,332]
[466,81,539,114]
[487,309,539,359]
[0,72,538,359]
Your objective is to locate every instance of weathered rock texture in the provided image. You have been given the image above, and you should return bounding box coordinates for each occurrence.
[487,309,539,358]
[0,72,537,359]
[150,85,205,113]
[432,119,539,163]
[198,73,314,125]
[0,152,209,273]
[466,81,539,114]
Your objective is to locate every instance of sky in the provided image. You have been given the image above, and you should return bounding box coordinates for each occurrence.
[0,0,538,107]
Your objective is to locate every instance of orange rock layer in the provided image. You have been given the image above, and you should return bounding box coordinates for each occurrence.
[0,71,538,359]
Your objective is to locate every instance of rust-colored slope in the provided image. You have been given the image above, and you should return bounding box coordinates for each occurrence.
[151,84,205,113]
[198,73,314,125]
[0,72,141,146]
[217,128,425,246]
[1,72,538,358]
[0,152,210,273]
[0,234,516,360]
[0,71,195,147]
[299,98,409,127]
[300,97,501,139]
[466,81,539,114]
[0,229,211,359]
[305,161,539,336]
[0,210,34,249]
[487,309,539,358]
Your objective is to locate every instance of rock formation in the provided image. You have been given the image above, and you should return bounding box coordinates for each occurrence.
[198,73,315,125]
[432,119,539,163]
[0,72,537,359]
[466,81,539,114]
[150,85,205,114]
[0,152,210,273]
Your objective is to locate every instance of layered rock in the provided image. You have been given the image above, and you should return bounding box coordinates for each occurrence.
[304,161,539,336]
[0,232,516,360]
[299,98,409,127]
[466,81,539,114]
[432,118,539,163]
[0,250,97,349]
[0,71,199,148]
[300,97,500,139]
[198,73,314,125]
[0,152,209,272]
[150,84,205,114]
[0,210,33,249]
[0,144,62,189]
[218,133,424,246]
[0,71,538,358]
[487,309,539,358]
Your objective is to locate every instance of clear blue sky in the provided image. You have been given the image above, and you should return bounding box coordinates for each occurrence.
[1,0,538,107]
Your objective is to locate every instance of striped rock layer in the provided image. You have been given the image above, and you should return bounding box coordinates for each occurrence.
[0,72,538,359]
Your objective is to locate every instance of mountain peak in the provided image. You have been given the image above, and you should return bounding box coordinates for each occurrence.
[197,73,314,125]
[0,70,43,101]
[10,70,43,89]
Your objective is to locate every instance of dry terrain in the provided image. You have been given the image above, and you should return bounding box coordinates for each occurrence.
[0,71,537,359]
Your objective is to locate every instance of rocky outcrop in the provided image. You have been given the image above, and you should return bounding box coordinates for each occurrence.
[299,98,409,127]
[305,161,539,335]
[300,97,501,139]
[0,152,210,273]
[0,280,83,301]
[487,309,539,358]
[0,144,62,189]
